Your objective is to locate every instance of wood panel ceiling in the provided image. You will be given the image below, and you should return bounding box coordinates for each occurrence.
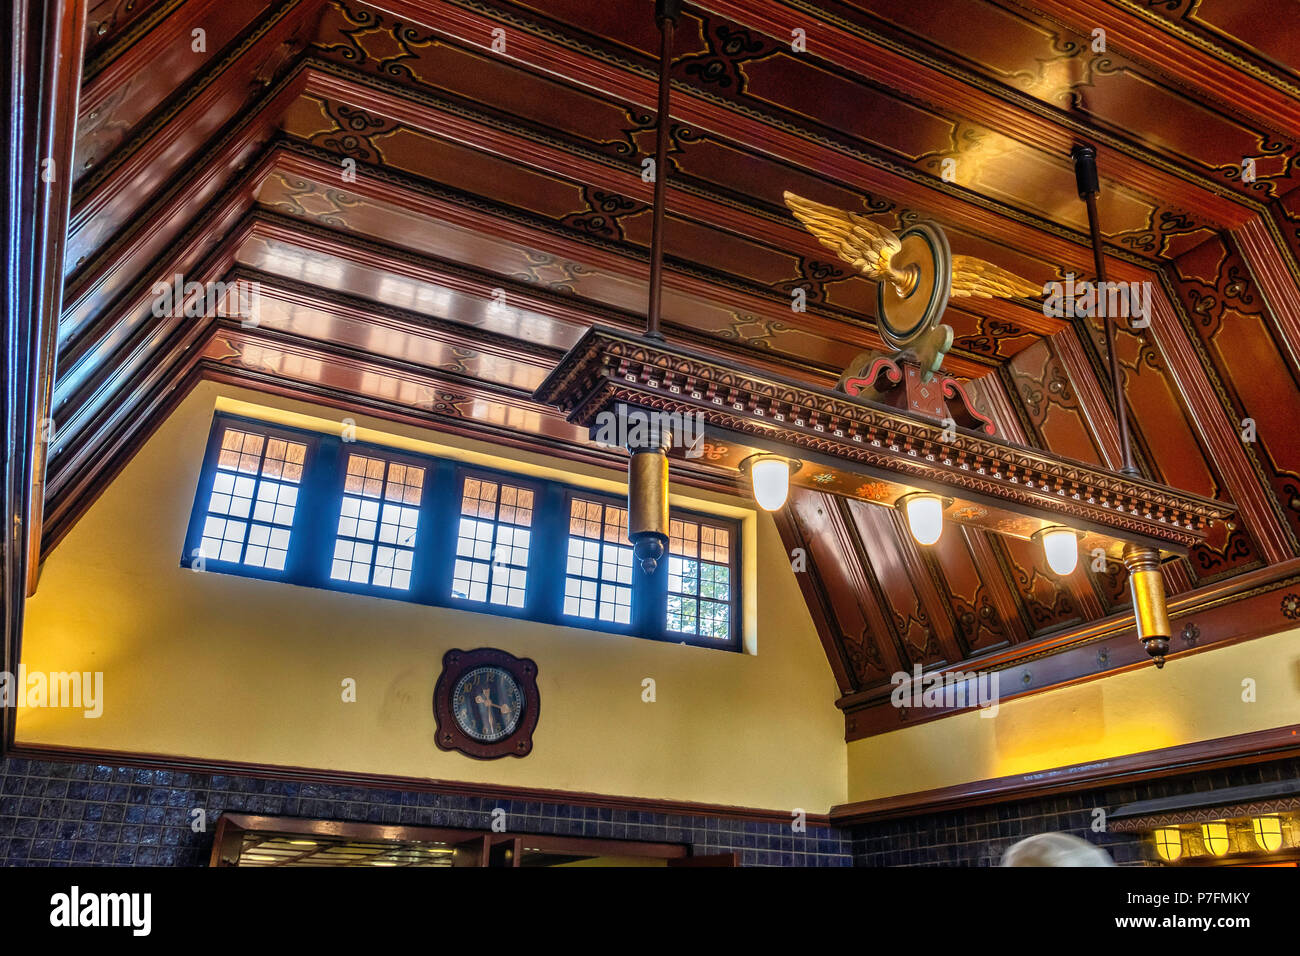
[10,0,1300,741]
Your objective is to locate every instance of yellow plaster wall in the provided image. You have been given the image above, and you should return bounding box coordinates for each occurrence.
[847,627,1300,802]
[17,382,847,812]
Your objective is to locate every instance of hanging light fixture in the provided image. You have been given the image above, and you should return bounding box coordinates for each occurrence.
[540,93,1229,640]
[627,431,670,573]
[896,493,948,546]
[740,454,801,511]
[1073,143,1172,666]
[1152,827,1183,863]
[1200,820,1231,856]
[624,0,681,574]
[1034,526,1081,576]
[1252,815,1283,852]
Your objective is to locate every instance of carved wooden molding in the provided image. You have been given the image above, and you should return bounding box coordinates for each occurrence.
[535,327,1233,553]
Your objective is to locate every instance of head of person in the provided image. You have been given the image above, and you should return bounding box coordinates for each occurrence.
[1000,832,1116,867]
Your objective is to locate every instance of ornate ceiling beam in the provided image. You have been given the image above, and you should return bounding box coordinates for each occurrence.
[235,213,844,382]
[1038,0,1300,134]
[1237,215,1300,371]
[66,44,307,281]
[73,0,283,184]
[1051,325,1125,470]
[688,0,1259,223]
[536,325,1233,555]
[1149,279,1295,563]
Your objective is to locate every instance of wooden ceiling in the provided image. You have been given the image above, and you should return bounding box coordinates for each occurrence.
[8,0,1300,740]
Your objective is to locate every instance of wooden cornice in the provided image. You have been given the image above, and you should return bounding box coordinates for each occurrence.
[536,326,1233,553]
[66,50,308,284]
[77,0,264,118]
[69,0,307,211]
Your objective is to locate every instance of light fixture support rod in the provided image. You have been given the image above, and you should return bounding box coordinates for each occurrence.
[645,0,681,341]
[1072,143,1138,477]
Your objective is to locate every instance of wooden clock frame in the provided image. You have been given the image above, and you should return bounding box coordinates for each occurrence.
[433,647,540,760]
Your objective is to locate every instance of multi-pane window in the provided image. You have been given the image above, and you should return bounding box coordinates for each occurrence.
[452,477,534,608]
[331,454,425,590]
[201,428,306,570]
[188,416,740,650]
[667,518,733,640]
[564,498,634,625]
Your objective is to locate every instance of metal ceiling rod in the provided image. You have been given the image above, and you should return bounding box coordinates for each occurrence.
[625,0,683,576]
[1072,145,1172,665]
[645,0,681,341]
[1071,143,1139,477]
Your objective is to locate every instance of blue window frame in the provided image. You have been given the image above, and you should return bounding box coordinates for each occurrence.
[182,413,740,650]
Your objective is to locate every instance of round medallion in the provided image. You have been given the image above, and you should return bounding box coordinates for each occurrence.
[876,221,952,351]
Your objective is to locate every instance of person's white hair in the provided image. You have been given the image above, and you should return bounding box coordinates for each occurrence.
[1000,833,1116,867]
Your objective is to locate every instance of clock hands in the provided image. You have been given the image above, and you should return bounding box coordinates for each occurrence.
[474,691,512,715]
[474,689,513,735]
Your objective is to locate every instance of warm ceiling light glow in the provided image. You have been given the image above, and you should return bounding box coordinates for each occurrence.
[744,455,799,511]
[1252,816,1283,852]
[900,493,945,545]
[1037,526,1080,575]
[1153,827,1182,862]
[1200,821,1230,856]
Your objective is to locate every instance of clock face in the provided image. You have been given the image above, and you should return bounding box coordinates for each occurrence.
[452,666,524,743]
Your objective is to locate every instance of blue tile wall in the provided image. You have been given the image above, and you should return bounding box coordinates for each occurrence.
[849,755,1300,867]
[4,754,1296,866]
[0,757,851,867]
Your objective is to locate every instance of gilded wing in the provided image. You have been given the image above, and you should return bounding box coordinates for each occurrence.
[783,191,901,281]
[950,255,1042,299]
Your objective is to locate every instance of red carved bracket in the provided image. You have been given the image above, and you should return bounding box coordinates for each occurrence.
[843,356,997,437]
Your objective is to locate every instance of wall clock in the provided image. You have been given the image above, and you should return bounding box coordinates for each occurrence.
[433,647,539,759]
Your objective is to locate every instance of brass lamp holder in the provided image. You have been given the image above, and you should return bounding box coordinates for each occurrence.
[1123,543,1172,667]
[738,453,804,478]
[627,427,671,574]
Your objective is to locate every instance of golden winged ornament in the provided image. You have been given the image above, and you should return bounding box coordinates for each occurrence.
[783,191,1042,377]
